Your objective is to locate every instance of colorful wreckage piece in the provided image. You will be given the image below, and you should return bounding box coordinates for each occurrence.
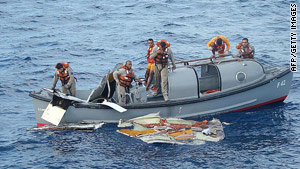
[117,113,225,145]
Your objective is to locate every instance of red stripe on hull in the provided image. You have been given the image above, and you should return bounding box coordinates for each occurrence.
[231,95,287,112]
[37,123,47,127]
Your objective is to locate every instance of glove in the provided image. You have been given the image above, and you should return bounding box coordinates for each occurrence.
[157,49,163,54]
[225,51,229,55]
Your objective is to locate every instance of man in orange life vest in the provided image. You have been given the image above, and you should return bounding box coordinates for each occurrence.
[207,36,230,57]
[150,40,176,101]
[235,38,255,59]
[51,62,76,96]
[144,38,155,91]
[113,60,142,104]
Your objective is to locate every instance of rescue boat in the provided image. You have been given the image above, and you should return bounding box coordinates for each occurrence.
[29,56,293,127]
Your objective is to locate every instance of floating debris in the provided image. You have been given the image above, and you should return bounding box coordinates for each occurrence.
[27,122,104,131]
[117,113,225,145]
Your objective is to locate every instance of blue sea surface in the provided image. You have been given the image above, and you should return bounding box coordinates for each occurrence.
[0,0,300,168]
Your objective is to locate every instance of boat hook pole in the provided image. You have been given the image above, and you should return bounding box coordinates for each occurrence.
[175,53,233,65]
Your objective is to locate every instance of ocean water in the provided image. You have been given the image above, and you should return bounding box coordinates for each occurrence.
[0,0,300,168]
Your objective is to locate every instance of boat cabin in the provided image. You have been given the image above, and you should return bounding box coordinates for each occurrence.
[168,59,265,100]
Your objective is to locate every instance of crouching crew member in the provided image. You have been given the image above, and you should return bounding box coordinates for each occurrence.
[150,40,176,102]
[235,38,255,59]
[51,62,76,96]
[113,60,142,104]
[207,35,230,57]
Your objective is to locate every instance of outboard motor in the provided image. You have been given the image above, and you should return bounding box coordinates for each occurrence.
[131,84,148,103]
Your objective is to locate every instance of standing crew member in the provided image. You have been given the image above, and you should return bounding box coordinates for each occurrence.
[150,40,176,101]
[144,38,155,91]
[51,62,76,96]
[207,35,230,57]
[235,38,255,59]
[113,61,142,104]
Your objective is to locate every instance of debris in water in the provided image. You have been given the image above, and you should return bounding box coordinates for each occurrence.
[27,122,104,131]
[117,112,225,145]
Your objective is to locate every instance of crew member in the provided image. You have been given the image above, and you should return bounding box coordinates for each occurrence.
[150,40,176,101]
[207,35,230,57]
[235,38,255,59]
[113,61,142,104]
[144,38,155,91]
[51,62,76,96]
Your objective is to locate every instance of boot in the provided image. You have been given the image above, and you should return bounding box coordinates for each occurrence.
[163,95,169,102]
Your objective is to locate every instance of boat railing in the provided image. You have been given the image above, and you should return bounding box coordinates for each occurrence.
[175,56,214,65]
[174,54,240,68]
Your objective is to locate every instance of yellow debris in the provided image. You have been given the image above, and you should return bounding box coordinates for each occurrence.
[119,129,157,137]
[169,129,195,140]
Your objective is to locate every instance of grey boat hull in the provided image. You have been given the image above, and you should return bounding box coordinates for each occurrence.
[30,68,292,126]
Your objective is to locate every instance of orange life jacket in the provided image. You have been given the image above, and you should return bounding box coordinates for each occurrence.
[215,41,225,54]
[236,42,253,58]
[156,40,170,48]
[119,65,134,88]
[57,62,70,85]
[155,52,169,65]
[155,40,170,65]
[147,44,155,63]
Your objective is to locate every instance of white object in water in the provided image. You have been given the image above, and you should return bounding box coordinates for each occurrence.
[202,127,212,135]
[28,122,104,131]
[41,103,66,126]
[100,99,127,113]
